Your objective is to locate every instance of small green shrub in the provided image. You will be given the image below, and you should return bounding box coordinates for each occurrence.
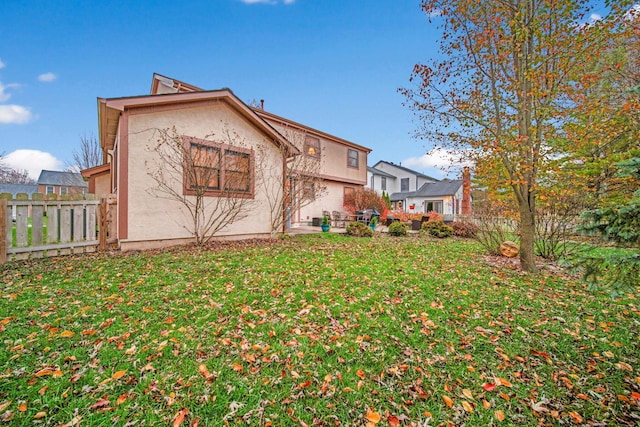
[421,220,453,238]
[346,221,374,237]
[388,221,408,236]
[450,221,479,238]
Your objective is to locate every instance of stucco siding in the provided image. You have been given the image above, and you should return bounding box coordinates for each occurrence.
[295,181,354,225]
[266,122,367,185]
[123,103,282,243]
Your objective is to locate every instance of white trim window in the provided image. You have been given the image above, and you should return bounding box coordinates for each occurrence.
[347,149,359,169]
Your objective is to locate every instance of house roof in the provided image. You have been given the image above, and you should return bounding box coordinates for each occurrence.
[150,73,203,95]
[253,108,372,154]
[372,160,440,181]
[367,166,395,178]
[390,180,462,201]
[37,170,88,187]
[97,89,300,159]
[0,183,39,197]
[81,163,111,179]
[148,73,371,154]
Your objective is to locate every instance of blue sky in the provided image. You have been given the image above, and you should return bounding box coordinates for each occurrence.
[0,0,458,180]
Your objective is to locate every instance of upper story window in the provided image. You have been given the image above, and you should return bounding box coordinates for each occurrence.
[347,149,359,169]
[60,187,68,195]
[401,178,409,192]
[304,136,321,158]
[381,176,387,191]
[185,137,254,198]
[46,186,54,195]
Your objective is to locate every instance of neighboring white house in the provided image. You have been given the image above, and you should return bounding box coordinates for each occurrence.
[367,166,396,195]
[367,161,472,216]
[368,161,439,195]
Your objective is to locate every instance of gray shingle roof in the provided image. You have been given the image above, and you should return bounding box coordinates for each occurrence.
[367,166,396,178]
[37,170,87,187]
[372,161,440,182]
[390,180,462,201]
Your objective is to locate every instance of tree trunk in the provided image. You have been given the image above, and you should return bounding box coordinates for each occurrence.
[519,203,537,273]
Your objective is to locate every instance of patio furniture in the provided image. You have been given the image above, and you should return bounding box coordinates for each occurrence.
[332,211,350,228]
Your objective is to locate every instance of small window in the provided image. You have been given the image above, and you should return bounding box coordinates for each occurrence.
[381,176,387,191]
[304,136,321,157]
[426,201,443,213]
[60,187,68,195]
[347,149,359,168]
[343,186,355,206]
[370,176,375,189]
[401,178,409,192]
[46,186,54,194]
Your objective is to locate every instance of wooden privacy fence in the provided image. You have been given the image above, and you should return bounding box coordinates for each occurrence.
[0,193,117,264]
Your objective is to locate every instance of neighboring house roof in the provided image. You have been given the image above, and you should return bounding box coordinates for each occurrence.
[372,160,440,181]
[390,180,462,202]
[37,170,88,187]
[367,166,395,178]
[98,89,300,159]
[0,183,39,197]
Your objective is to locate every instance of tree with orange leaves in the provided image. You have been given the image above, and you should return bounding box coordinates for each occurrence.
[402,0,634,272]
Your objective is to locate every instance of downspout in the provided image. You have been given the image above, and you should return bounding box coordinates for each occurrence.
[282,148,287,235]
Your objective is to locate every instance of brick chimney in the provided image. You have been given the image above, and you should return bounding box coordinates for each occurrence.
[461,166,472,215]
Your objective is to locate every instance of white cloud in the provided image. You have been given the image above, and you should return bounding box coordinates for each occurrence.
[401,148,471,179]
[403,151,451,170]
[0,105,33,124]
[590,13,602,22]
[38,72,57,82]
[0,59,5,69]
[4,149,63,180]
[0,81,20,102]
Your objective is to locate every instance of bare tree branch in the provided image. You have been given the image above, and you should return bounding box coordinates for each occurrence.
[72,133,102,171]
[145,126,258,245]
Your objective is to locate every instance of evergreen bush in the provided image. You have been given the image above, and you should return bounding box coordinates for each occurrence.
[388,221,408,236]
[346,221,374,237]
[421,220,453,238]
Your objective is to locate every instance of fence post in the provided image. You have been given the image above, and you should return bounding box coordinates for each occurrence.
[99,197,107,251]
[0,198,7,264]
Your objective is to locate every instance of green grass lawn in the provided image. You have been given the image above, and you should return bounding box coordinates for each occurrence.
[0,234,638,426]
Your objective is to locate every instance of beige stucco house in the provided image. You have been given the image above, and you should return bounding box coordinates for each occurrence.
[252,108,370,226]
[84,74,370,250]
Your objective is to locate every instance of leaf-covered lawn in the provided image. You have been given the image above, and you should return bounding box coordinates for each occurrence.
[1,234,638,426]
